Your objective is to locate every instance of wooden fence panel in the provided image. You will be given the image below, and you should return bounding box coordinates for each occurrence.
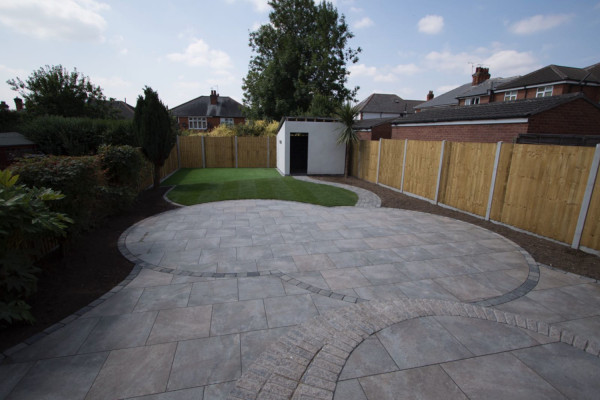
[238,137,268,168]
[359,140,379,182]
[179,136,204,168]
[489,143,514,221]
[205,137,234,168]
[350,142,359,177]
[161,145,179,178]
[439,142,497,217]
[269,136,277,168]
[403,140,442,200]
[578,164,600,251]
[378,139,404,190]
[497,144,595,243]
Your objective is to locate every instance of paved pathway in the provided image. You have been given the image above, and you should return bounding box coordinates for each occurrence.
[1,195,599,399]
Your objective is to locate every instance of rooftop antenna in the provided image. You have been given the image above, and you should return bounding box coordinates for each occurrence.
[468,62,475,74]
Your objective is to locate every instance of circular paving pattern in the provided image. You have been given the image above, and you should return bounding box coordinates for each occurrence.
[120,199,537,305]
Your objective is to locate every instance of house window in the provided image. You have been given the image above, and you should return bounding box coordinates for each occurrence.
[536,85,553,98]
[504,91,518,101]
[465,97,480,105]
[189,117,207,130]
[220,117,234,126]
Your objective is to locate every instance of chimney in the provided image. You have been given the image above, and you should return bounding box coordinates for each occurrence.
[14,97,23,111]
[472,67,490,86]
[426,90,434,101]
[0,101,8,111]
[210,90,218,105]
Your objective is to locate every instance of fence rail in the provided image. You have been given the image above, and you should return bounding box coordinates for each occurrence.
[350,139,600,254]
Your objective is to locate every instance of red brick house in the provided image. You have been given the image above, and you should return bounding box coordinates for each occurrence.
[171,90,245,131]
[391,92,600,143]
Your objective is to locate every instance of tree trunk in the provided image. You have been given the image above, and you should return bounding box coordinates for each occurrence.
[153,164,161,189]
[344,144,350,179]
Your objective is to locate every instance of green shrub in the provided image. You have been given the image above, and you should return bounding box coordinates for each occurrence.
[11,155,101,231]
[0,169,72,326]
[98,144,144,211]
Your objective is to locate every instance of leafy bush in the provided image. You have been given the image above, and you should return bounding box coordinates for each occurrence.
[11,155,101,231]
[0,169,72,326]
[18,116,136,156]
[98,144,144,211]
[179,120,278,137]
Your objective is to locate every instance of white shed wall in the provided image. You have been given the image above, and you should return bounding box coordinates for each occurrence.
[276,121,289,175]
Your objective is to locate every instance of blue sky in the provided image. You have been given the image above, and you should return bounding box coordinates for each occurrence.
[1,0,599,110]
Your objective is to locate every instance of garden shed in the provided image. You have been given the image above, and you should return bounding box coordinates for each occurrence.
[276,117,346,175]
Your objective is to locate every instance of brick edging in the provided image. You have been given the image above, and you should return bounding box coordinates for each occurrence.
[228,298,600,400]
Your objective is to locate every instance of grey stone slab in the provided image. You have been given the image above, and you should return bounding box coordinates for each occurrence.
[442,352,565,400]
[240,326,292,372]
[559,283,600,309]
[467,253,517,272]
[199,248,237,264]
[478,238,519,252]
[326,251,370,268]
[174,229,208,239]
[310,229,344,241]
[358,264,408,285]
[293,253,336,272]
[81,287,144,318]
[151,240,189,253]
[364,236,402,250]
[494,296,565,324]
[134,284,192,312]
[6,352,108,400]
[397,259,451,281]
[126,387,204,399]
[339,337,398,380]
[467,270,525,293]
[168,334,241,390]
[87,342,177,400]
[10,317,100,362]
[271,243,308,257]
[302,240,340,255]
[289,271,331,289]
[256,256,299,273]
[321,268,371,290]
[358,365,467,400]
[251,232,284,246]
[333,239,371,251]
[177,262,217,274]
[186,237,221,251]
[377,317,473,370]
[363,249,404,264]
[238,276,286,300]
[0,362,34,399]
[235,245,273,261]
[210,299,268,335]
[434,316,540,355]
[159,250,202,267]
[203,381,236,400]
[535,266,588,290]
[434,275,503,302]
[147,305,212,345]
[353,284,408,302]
[205,228,236,238]
[512,342,600,400]
[392,245,435,261]
[216,260,257,273]
[526,286,598,319]
[395,279,459,301]
[219,236,253,248]
[144,231,177,241]
[79,311,157,353]
[127,269,173,288]
[551,316,600,342]
[333,379,367,400]
[188,279,239,306]
[281,231,314,243]
[310,293,354,313]
[264,294,319,328]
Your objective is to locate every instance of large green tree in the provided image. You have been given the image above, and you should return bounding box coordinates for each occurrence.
[243,0,360,120]
[7,65,112,118]
[133,87,176,189]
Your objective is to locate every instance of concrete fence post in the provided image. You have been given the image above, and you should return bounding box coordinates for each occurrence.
[485,142,503,221]
[434,140,446,204]
[376,139,382,184]
[572,143,600,249]
[201,136,206,168]
[400,139,408,193]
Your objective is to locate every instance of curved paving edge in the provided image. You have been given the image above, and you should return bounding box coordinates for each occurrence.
[228,298,600,400]
[292,176,382,208]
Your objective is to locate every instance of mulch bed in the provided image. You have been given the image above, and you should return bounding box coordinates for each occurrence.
[2,177,598,352]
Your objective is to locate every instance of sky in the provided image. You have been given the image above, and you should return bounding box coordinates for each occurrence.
[1,0,599,111]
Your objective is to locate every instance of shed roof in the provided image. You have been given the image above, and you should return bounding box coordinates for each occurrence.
[0,132,35,147]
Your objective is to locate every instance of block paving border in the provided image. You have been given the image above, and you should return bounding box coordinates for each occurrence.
[228,298,600,400]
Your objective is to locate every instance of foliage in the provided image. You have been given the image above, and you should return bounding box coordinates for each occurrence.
[0,169,72,326]
[179,120,279,137]
[18,116,136,156]
[335,102,359,179]
[243,0,360,120]
[7,65,113,118]
[134,87,177,189]
[98,144,144,211]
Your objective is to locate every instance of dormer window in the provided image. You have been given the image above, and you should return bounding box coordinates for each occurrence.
[465,97,480,105]
[536,85,553,98]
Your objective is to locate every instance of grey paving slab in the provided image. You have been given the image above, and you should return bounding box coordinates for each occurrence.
[127,269,173,288]
[525,286,598,320]
[321,268,371,291]
[210,299,268,335]
[395,279,459,301]
[168,334,241,390]
[551,316,600,342]
[535,265,590,290]
[188,279,238,306]
[79,311,157,353]
[338,337,398,380]
[358,365,468,400]
[238,276,285,300]
[441,352,565,400]
[256,256,298,273]
[264,294,319,328]
[147,305,212,345]
[0,362,34,399]
[333,379,367,400]
[134,283,192,312]
[358,264,409,285]
[352,283,408,302]
[240,326,292,372]
[5,352,108,400]
[235,245,273,261]
[216,260,257,273]
[512,342,600,400]
[494,295,566,324]
[203,381,236,400]
[434,274,503,302]
[86,343,176,400]
[82,287,144,318]
[126,387,204,400]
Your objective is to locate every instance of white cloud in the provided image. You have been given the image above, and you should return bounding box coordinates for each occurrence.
[349,64,377,77]
[393,63,419,75]
[350,7,363,13]
[350,63,419,84]
[374,73,397,83]
[167,38,234,70]
[418,15,444,34]
[354,17,374,29]
[224,0,270,13]
[0,0,109,41]
[436,84,461,94]
[509,14,573,34]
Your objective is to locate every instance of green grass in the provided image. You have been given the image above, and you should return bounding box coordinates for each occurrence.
[162,168,358,207]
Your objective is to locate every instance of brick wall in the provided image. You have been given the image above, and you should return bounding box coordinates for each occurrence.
[370,123,392,140]
[528,98,600,135]
[391,123,527,143]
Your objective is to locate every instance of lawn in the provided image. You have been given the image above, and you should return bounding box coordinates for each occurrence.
[162,168,358,206]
